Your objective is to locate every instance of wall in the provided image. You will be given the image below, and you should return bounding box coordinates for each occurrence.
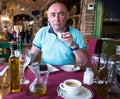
[80,0,96,44]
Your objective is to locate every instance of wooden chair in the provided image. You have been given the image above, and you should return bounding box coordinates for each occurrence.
[87,38,102,66]
[0,42,10,58]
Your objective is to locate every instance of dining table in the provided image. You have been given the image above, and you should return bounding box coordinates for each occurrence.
[1,65,112,99]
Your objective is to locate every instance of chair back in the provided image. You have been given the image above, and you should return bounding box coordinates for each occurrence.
[87,38,102,66]
[0,42,10,58]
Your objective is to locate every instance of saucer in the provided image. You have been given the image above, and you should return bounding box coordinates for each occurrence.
[60,65,81,72]
[57,86,94,99]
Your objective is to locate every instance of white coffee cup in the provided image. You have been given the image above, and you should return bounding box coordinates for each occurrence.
[59,79,82,96]
[57,32,65,40]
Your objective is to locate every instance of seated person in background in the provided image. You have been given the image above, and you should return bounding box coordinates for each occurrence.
[0,32,7,41]
[30,1,88,66]
[7,32,16,41]
[3,27,16,41]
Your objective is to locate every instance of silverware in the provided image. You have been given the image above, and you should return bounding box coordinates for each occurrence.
[72,65,77,70]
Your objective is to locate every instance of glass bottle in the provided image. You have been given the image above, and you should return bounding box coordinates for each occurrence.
[107,45,120,96]
[17,34,22,50]
[9,44,21,92]
[83,67,94,85]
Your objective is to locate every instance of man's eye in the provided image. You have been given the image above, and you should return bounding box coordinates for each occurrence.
[59,12,64,16]
[51,14,55,17]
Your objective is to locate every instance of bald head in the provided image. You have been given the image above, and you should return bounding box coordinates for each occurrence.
[48,2,68,12]
[47,2,69,33]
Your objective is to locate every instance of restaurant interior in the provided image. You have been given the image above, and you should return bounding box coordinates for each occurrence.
[0,0,120,99]
[0,0,120,53]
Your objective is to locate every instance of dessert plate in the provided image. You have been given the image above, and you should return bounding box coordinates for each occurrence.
[40,64,59,74]
[57,85,94,99]
[29,64,59,74]
[60,65,81,72]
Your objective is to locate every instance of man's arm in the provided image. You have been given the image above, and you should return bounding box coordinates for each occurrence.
[62,32,89,66]
[70,43,88,66]
[30,45,41,63]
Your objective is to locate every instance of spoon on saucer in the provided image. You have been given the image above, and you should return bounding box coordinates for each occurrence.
[72,65,77,70]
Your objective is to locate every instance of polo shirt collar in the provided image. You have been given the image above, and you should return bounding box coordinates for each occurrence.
[48,25,69,35]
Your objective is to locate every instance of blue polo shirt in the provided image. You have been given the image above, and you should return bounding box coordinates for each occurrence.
[32,25,86,66]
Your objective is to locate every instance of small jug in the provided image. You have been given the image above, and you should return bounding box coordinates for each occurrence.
[29,62,52,96]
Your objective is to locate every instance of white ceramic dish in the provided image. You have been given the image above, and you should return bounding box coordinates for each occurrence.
[29,64,59,74]
[60,65,81,72]
[0,66,9,76]
[57,85,94,99]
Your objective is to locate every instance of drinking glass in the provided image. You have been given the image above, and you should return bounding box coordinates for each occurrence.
[116,64,120,84]
[91,53,107,84]
[18,49,31,84]
[0,67,10,99]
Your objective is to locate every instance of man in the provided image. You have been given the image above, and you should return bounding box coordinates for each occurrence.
[30,1,88,66]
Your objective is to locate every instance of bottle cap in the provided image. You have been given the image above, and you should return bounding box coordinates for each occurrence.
[86,67,92,71]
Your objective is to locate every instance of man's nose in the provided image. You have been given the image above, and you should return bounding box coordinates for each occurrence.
[55,15,60,21]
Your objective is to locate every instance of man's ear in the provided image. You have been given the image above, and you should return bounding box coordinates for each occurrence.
[67,12,70,20]
[45,10,49,22]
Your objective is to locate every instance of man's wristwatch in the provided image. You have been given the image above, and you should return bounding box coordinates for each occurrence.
[70,44,79,51]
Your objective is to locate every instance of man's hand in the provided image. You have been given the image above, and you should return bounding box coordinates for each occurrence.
[61,32,74,46]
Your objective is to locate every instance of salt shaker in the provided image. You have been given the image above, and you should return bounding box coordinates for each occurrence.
[83,67,94,85]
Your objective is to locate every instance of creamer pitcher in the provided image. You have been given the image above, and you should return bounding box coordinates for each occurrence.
[29,62,52,96]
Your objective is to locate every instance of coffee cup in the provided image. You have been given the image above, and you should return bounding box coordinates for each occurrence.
[57,32,65,40]
[59,79,82,96]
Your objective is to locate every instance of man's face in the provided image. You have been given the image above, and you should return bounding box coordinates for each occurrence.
[48,3,69,32]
